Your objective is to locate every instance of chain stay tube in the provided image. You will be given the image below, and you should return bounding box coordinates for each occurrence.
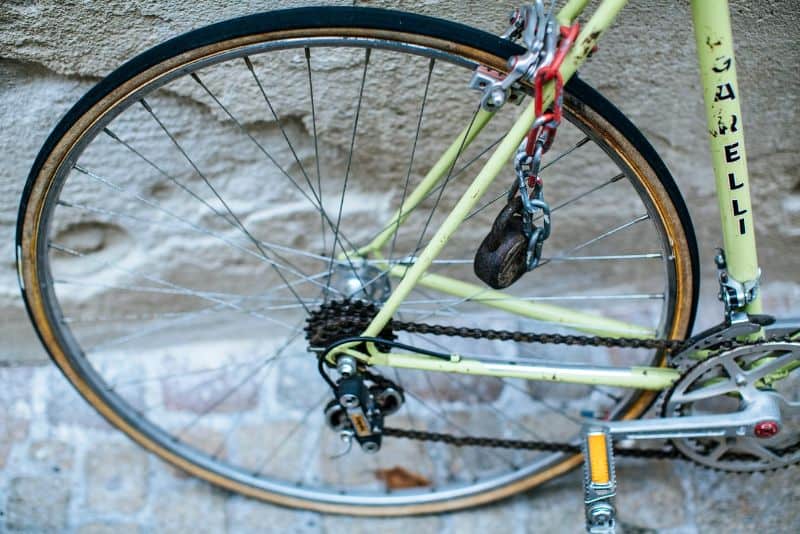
[367,349,679,390]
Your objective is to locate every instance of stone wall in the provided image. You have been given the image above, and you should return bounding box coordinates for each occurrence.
[1,1,799,532]
[2,1,799,344]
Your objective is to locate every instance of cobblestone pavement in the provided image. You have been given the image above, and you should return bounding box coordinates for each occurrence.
[2,289,799,533]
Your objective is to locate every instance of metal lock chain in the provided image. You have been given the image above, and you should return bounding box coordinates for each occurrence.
[513,121,554,270]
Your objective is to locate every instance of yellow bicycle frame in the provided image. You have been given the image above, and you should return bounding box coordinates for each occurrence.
[335,0,762,391]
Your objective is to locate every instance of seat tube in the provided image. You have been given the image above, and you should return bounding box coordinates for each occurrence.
[691,0,761,313]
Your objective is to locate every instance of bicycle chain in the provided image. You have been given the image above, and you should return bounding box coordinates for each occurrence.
[309,300,794,461]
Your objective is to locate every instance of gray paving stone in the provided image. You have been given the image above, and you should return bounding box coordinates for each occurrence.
[687,466,800,533]
[0,366,33,468]
[46,371,112,430]
[85,441,148,513]
[276,357,329,411]
[450,501,518,532]
[233,421,312,482]
[161,363,261,414]
[149,483,226,533]
[226,496,323,533]
[28,439,75,474]
[5,475,71,532]
[615,461,687,530]
[523,473,586,533]
[0,367,34,404]
[78,522,142,534]
[322,514,443,534]
[0,403,29,469]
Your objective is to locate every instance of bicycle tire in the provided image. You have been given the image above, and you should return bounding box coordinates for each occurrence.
[17,6,699,515]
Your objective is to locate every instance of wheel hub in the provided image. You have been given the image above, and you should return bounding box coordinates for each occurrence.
[324,262,391,303]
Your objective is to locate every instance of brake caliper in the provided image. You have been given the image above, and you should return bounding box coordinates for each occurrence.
[472,4,580,289]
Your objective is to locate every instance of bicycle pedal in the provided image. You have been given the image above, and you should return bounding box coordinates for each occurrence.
[582,428,617,534]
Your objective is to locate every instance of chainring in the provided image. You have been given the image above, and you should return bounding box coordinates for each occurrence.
[662,340,800,472]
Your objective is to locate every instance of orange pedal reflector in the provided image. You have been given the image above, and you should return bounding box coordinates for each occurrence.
[587,432,610,485]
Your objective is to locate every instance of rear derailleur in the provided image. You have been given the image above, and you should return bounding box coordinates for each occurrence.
[322,355,404,455]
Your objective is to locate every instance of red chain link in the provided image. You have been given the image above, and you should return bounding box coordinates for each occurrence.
[525,23,581,157]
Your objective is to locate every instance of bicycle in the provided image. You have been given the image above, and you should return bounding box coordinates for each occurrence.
[15,0,798,526]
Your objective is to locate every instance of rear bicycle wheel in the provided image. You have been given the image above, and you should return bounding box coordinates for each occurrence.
[17,7,699,514]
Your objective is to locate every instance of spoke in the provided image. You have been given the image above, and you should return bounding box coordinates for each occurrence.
[103,127,236,228]
[253,393,329,475]
[53,270,322,360]
[393,253,661,264]
[539,214,650,266]
[241,59,356,252]
[54,275,320,308]
[133,333,301,417]
[538,172,626,219]
[538,135,590,173]
[402,388,518,470]
[49,242,296,336]
[324,48,371,297]
[420,331,587,427]
[57,198,337,266]
[71,289,293,353]
[136,356,262,415]
[70,165,334,298]
[544,253,663,262]
[108,353,305,389]
[465,136,596,221]
[178,329,302,437]
[400,286,463,319]
[240,60,316,207]
[407,104,482,266]
[133,326,302,420]
[388,57,435,265]
[354,133,505,254]
[140,98,311,313]
[305,47,327,254]
[418,371,482,481]
[407,332,544,440]
[499,375,584,426]
[199,62,365,288]
[175,76,319,219]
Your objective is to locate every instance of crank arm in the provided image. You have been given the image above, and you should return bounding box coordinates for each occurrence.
[600,391,783,441]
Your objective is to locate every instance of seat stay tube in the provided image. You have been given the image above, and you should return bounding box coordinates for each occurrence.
[691,0,762,314]
[351,0,608,260]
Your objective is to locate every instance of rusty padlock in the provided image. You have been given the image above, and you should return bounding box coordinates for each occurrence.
[473,196,529,289]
